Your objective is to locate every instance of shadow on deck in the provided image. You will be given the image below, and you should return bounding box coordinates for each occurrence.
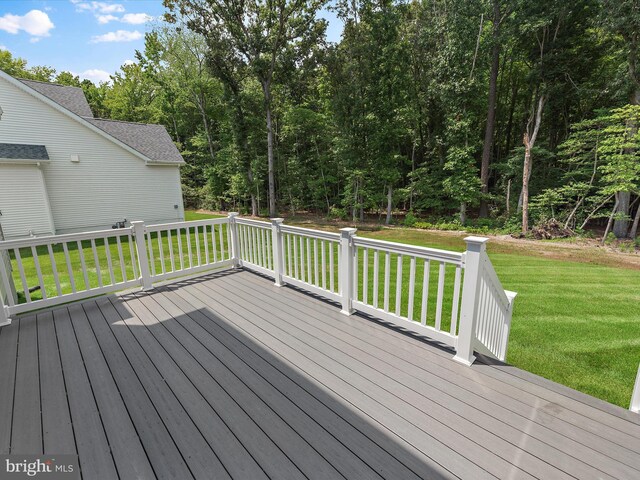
[0,269,639,479]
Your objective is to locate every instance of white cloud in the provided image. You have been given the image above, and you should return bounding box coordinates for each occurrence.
[96,14,118,24]
[121,13,152,25]
[0,46,7,51]
[0,10,54,38]
[29,37,42,44]
[91,30,142,43]
[72,2,125,14]
[123,59,135,66]
[80,69,112,83]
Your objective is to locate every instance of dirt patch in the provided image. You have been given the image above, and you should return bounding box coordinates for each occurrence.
[194,209,640,270]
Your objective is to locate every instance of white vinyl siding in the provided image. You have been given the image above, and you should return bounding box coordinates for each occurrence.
[0,77,184,234]
[0,164,54,238]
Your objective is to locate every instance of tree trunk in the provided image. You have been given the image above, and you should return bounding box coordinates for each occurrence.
[506,179,511,216]
[613,192,631,238]
[460,202,467,225]
[262,81,277,217]
[247,169,258,216]
[385,185,393,225]
[520,94,545,233]
[630,201,640,238]
[479,0,501,218]
[602,194,620,244]
[521,137,532,233]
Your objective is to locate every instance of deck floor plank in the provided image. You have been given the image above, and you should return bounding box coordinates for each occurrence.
[154,286,457,480]
[3,268,639,480]
[11,315,42,454]
[0,317,19,454]
[37,311,75,455]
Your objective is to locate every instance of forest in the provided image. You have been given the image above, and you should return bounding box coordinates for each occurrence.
[3,0,640,239]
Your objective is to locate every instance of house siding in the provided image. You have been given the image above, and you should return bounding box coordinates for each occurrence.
[0,163,55,238]
[0,76,184,235]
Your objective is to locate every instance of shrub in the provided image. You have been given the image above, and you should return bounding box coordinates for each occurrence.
[404,211,418,227]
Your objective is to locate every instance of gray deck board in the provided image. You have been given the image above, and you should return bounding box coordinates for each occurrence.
[2,268,640,480]
[0,317,19,454]
[11,315,41,454]
[37,311,75,454]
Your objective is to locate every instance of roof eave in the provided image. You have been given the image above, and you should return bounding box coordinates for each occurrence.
[0,158,51,165]
[145,160,185,166]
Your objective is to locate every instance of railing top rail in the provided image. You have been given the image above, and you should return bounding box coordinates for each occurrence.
[0,227,133,250]
[279,224,340,242]
[145,217,229,231]
[235,217,272,228]
[353,236,465,265]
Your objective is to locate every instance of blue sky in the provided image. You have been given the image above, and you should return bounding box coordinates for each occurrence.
[0,0,342,83]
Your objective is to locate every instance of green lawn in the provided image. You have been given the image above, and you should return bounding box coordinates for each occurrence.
[185,210,225,221]
[4,209,639,408]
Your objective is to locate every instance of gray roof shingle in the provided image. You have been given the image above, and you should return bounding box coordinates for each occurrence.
[19,79,94,118]
[14,74,183,164]
[0,143,49,160]
[85,118,184,164]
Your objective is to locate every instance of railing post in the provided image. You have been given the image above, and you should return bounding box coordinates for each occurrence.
[0,303,9,327]
[0,252,13,326]
[453,236,489,366]
[131,221,153,291]
[339,228,357,315]
[631,363,640,413]
[228,212,240,268]
[271,218,285,286]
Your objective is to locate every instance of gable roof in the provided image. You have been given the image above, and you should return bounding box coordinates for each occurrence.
[1,71,184,165]
[19,79,93,118]
[0,143,49,160]
[85,118,184,164]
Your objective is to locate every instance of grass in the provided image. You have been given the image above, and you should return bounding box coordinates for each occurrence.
[5,209,640,408]
[185,210,225,221]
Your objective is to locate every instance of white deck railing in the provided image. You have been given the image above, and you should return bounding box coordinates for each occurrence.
[0,214,517,367]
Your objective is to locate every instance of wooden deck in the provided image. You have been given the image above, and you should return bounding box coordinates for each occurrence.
[1,269,639,480]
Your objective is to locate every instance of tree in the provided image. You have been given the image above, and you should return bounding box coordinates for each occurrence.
[164,0,327,217]
[479,0,511,217]
[601,0,640,237]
